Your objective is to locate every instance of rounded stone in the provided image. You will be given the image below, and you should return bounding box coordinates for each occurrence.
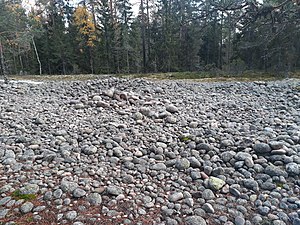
[65,211,77,220]
[152,163,167,171]
[0,209,9,219]
[20,202,34,214]
[286,163,299,176]
[265,165,288,177]
[202,189,215,200]
[82,145,97,155]
[20,184,39,195]
[208,176,226,191]
[175,158,190,170]
[235,216,245,225]
[53,189,63,199]
[257,206,270,216]
[243,179,259,191]
[86,193,102,205]
[72,188,86,198]
[166,104,178,113]
[253,143,271,154]
[184,216,207,225]
[168,192,184,202]
[106,186,123,196]
[202,203,214,213]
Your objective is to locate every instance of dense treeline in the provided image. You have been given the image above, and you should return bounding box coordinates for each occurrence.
[0,0,300,76]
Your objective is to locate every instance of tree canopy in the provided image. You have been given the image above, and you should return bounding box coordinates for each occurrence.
[0,0,299,76]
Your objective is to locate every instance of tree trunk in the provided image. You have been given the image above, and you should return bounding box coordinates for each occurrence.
[32,36,42,75]
[0,39,8,83]
[141,0,146,73]
[89,47,94,74]
[146,0,150,65]
[218,12,224,69]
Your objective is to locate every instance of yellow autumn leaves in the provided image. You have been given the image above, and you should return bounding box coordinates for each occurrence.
[74,6,96,47]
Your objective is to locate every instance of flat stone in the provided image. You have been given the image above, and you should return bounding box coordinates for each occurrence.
[168,192,184,202]
[185,216,207,225]
[74,103,85,109]
[271,149,287,155]
[97,101,110,108]
[20,202,34,213]
[273,220,286,225]
[265,165,288,177]
[106,186,123,196]
[0,185,12,194]
[269,141,284,150]
[243,179,259,191]
[73,222,85,225]
[152,163,166,171]
[166,104,178,113]
[2,158,17,165]
[166,116,177,124]
[0,209,9,219]
[235,152,252,161]
[33,206,46,212]
[229,187,241,197]
[208,176,226,191]
[196,143,212,151]
[260,181,276,190]
[0,196,12,206]
[253,143,271,154]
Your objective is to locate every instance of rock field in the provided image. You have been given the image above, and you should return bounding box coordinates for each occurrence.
[0,77,300,225]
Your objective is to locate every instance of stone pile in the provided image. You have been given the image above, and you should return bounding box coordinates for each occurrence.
[0,78,299,225]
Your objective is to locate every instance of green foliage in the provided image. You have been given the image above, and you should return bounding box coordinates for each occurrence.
[259,219,273,225]
[275,182,284,189]
[1,0,299,76]
[179,136,192,142]
[26,216,34,222]
[11,190,37,201]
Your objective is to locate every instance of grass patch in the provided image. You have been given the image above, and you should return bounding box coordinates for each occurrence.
[26,216,34,222]
[11,190,37,201]
[6,70,300,82]
[117,70,300,82]
[275,182,284,189]
[181,136,191,142]
[117,71,215,80]
[259,219,273,225]
[179,134,193,142]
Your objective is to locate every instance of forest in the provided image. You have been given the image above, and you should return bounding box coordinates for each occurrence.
[0,0,300,76]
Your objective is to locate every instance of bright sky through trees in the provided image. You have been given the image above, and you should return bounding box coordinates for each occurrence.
[22,0,140,15]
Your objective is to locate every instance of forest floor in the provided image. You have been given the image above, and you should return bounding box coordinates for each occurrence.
[5,71,300,83]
